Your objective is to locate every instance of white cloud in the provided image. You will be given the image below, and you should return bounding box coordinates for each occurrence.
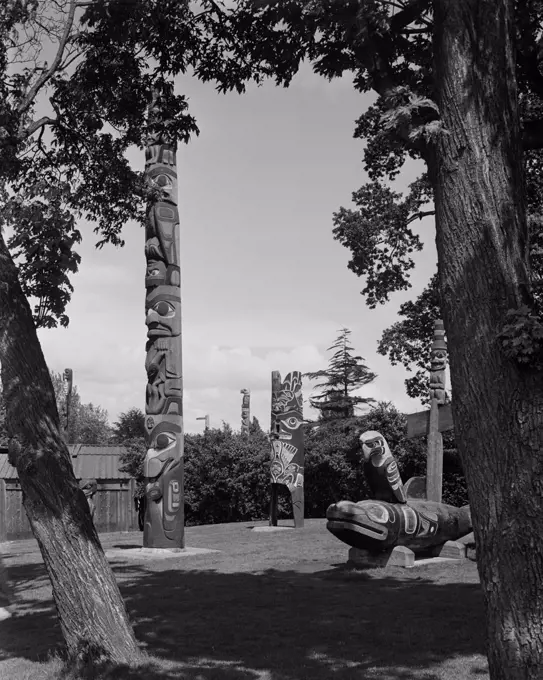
[30,62,434,436]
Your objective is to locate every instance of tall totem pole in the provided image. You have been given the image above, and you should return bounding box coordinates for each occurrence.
[426,320,448,503]
[143,87,184,549]
[269,371,304,528]
[240,389,251,434]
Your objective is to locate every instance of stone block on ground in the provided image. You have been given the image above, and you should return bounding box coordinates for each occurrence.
[387,546,415,568]
[348,545,415,569]
[434,540,467,560]
[457,532,475,546]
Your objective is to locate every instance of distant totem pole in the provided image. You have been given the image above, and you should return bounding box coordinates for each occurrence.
[427,320,448,503]
[143,86,184,549]
[269,371,304,528]
[240,389,251,434]
[62,368,73,441]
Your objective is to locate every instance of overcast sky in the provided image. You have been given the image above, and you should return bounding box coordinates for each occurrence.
[35,63,436,433]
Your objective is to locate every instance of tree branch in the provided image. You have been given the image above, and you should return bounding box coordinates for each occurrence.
[389,0,432,34]
[402,28,431,34]
[407,210,435,224]
[17,0,77,118]
[25,116,57,137]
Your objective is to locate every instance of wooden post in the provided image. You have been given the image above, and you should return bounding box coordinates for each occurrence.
[269,370,304,528]
[0,480,7,543]
[426,398,444,502]
[269,372,281,526]
[63,368,73,443]
[426,320,448,502]
[405,320,451,502]
[240,389,251,435]
[142,85,184,549]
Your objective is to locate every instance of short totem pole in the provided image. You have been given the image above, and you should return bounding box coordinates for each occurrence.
[240,389,250,434]
[143,87,184,549]
[62,368,73,442]
[426,320,447,502]
[269,371,304,528]
[405,319,452,502]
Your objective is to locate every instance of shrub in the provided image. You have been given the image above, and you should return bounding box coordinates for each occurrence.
[118,403,470,527]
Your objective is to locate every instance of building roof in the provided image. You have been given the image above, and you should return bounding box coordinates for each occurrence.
[0,445,132,480]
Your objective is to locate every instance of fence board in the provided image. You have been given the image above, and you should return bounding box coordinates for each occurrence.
[0,481,139,541]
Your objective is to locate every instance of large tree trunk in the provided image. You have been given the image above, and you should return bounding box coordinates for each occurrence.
[0,230,140,664]
[432,1,543,677]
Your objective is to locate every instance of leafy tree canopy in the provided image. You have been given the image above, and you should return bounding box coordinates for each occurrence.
[111,407,145,444]
[0,0,301,329]
[229,0,543,385]
[49,370,111,444]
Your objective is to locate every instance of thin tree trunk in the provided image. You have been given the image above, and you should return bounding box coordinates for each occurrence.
[432,1,543,677]
[0,230,140,664]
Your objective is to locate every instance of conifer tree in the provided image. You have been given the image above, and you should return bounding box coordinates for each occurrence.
[305,328,376,421]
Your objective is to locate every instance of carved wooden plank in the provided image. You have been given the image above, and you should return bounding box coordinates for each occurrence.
[269,371,304,528]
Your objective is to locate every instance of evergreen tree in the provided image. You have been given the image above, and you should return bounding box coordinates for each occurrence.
[304,328,376,421]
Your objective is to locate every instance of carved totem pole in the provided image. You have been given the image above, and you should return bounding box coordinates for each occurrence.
[269,371,304,528]
[427,320,448,502]
[240,389,251,434]
[143,87,184,549]
[62,368,73,442]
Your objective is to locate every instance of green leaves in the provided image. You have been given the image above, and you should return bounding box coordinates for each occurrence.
[4,183,81,329]
[332,179,429,307]
[377,273,441,401]
[498,305,543,367]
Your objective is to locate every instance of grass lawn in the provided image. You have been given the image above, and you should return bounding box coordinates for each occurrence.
[0,519,489,680]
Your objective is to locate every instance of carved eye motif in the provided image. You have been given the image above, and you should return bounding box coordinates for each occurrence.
[366,503,389,524]
[156,432,176,449]
[284,416,302,429]
[154,301,175,317]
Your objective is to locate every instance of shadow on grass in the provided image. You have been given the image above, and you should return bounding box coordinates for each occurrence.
[0,557,488,680]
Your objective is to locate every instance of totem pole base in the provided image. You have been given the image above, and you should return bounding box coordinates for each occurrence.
[105,546,220,560]
[269,483,279,526]
[252,526,294,533]
[291,486,304,529]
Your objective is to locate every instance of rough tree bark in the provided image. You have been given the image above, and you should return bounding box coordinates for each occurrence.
[431,1,543,677]
[0,230,140,664]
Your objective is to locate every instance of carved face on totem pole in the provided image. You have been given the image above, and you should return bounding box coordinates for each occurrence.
[270,372,304,492]
[144,415,183,538]
[360,430,407,504]
[240,389,250,434]
[429,320,447,405]
[143,93,184,549]
[62,368,73,434]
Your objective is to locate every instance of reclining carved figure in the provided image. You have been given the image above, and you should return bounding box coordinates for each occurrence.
[326,431,472,554]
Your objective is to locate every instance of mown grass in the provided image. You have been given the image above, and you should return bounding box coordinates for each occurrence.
[0,519,489,680]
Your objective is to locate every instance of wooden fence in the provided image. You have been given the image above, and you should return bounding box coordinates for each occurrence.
[0,478,139,542]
